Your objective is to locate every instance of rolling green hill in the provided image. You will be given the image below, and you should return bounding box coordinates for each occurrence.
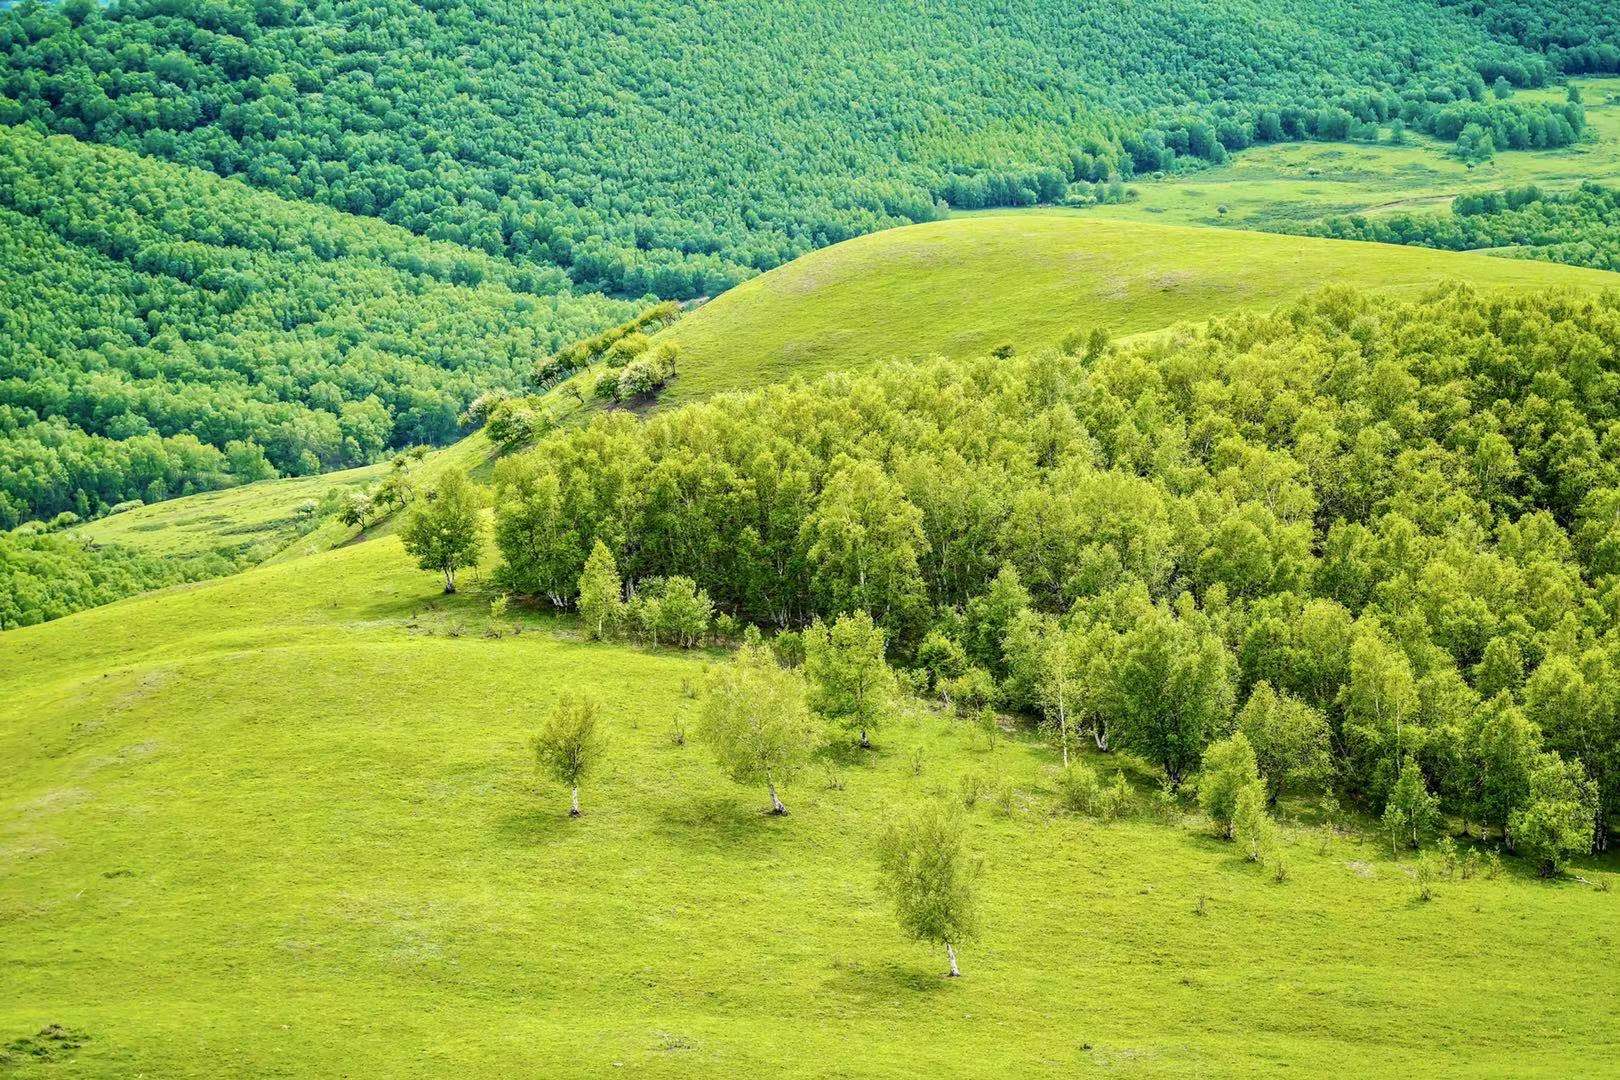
[1,531,1614,1077]
[656,214,1620,401]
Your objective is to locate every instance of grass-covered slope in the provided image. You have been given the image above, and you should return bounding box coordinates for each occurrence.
[657,214,1620,401]
[1,535,1615,1077]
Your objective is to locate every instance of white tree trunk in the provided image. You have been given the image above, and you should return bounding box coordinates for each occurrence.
[768,781,788,815]
[945,942,960,978]
[443,566,456,594]
[570,784,581,817]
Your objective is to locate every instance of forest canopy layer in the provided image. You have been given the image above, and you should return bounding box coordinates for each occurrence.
[0,125,632,527]
[491,286,1620,853]
[3,0,1616,297]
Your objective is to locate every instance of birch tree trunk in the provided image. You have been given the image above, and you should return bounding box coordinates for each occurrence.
[570,784,581,817]
[768,781,788,815]
[945,942,960,977]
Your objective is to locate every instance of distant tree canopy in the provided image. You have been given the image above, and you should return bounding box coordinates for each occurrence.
[0,527,233,630]
[492,286,1620,854]
[0,125,634,528]
[2,0,1613,298]
[1304,183,1620,273]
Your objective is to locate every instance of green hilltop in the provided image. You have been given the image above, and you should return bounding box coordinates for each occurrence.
[656,214,1620,401]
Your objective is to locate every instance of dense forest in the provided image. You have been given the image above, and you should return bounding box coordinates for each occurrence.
[488,287,1620,857]
[0,526,235,630]
[1304,182,1620,271]
[0,125,633,527]
[3,0,1614,297]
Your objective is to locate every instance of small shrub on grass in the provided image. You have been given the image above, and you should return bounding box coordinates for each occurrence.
[1435,836,1459,878]
[976,706,1001,751]
[959,771,987,810]
[1057,762,1104,815]
[1102,772,1135,822]
[1414,857,1438,902]
[1233,782,1276,864]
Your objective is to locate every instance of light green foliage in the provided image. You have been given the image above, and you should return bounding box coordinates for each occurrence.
[1307,183,1620,272]
[499,285,1620,828]
[1199,733,1261,840]
[399,470,486,594]
[534,695,607,816]
[1509,753,1597,876]
[1057,762,1105,816]
[1462,697,1542,838]
[577,541,626,642]
[1387,757,1441,851]
[802,458,928,634]
[1004,612,1085,766]
[699,642,818,813]
[1232,781,1277,863]
[1237,682,1332,804]
[1109,603,1234,788]
[876,801,981,976]
[635,577,714,649]
[803,611,896,748]
[1341,625,1420,802]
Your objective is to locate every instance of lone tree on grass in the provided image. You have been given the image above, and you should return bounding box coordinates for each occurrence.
[877,801,982,977]
[700,642,818,814]
[535,694,606,816]
[804,610,896,749]
[399,470,485,593]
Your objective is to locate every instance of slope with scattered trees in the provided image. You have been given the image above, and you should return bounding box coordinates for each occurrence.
[491,285,1620,860]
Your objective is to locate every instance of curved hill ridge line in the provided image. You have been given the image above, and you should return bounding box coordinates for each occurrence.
[657,214,1620,402]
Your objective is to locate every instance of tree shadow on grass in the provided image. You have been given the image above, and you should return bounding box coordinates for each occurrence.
[824,957,951,1003]
[490,805,578,848]
[650,791,790,856]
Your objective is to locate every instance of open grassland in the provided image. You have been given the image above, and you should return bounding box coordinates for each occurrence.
[1043,77,1620,231]
[69,431,500,567]
[656,214,1620,401]
[2,536,1615,1078]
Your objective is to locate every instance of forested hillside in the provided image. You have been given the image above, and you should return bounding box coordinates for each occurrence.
[0,126,633,527]
[3,0,1614,297]
[493,286,1620,856]
[1305,182,1620,270]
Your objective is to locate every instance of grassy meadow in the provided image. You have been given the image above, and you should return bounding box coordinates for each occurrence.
[656,214,1620,401]
[2,533,1616,1077]
[1037,77,1620,231]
